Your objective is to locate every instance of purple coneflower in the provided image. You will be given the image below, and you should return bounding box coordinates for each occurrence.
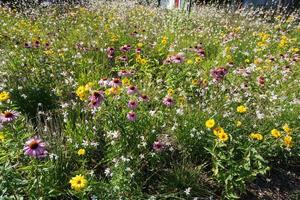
[257,76,265,86]
[211,67,228,81]
[172,53,185,64]
[24,137,48,158]
[34,40,40,48]
[127,85,138,95]
[24,42,31,48]
[128,100,138,110]
[118,70,133,77]
[135,48,142,54]
[0,110,20,123]
[119,55,128,62]
[163,96,174,107]
[153,141,165,152]
[89,91,104,108]
[139,94,150,102]
[120,44,131,52]
[127,111,137,121]
[110,78,122,87]
[98,77,110,87]
[197,48,205,57]
[106,47,115,59]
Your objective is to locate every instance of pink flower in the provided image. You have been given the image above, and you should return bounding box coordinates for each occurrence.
[257,76,265,86]
[127,111,137,121]
[139,94,150,102]
[0,110,20,123]
[127,85,138,95]
[211,67,228,81]
[98,77,110,87]
[163,96,174,107]
[118,70,133,77]
[106,47,115,59]
[153,141,165,152]
[89,91,104,108]
[24,137,48,159]
[110,78,122,87]
[120,44,131,52]
[128,100,138,110]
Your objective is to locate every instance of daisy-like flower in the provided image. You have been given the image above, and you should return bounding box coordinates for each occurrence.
[88,91,104,109]
[282,124,292,134]
[106,47,115,59]
[271,129,281,138]
[283,135,292,148]
[205,119,215,129]
[69,175,88,191]
[237,105,247,113]
[118,70,133,77]
[128,100,138,110]
[119,55,128,62]
[135,48,142,54]
[127,85,138,95]
[0,91,10,102]
[139,94,150,102]
[153,141,165,152]
[78,148,86,156]
[127,111,137,121]
[163,96,174,107]
[257,76,265,86]
[110,78,122,87]
[213,127,224,136]
[249,133,263,141]
[0,110,20,123]
[24,137,48,158]
[98,77,110,87]
[218,132,229,142]
[211,67,228,81]
[120,44,131,52]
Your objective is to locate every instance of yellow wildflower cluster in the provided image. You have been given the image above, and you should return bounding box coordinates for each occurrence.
[161,36,167,45]
[76,82,94,101]
[0,91,10,102]
[237,105,247,113]
[250,133,263,141]
[279,35,289,48]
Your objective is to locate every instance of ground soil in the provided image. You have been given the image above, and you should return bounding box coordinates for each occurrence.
[243,165,300,200]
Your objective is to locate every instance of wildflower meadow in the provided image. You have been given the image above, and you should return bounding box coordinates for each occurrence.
[0,1,299,199]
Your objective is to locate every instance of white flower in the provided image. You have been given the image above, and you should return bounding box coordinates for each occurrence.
[184,187,191,195]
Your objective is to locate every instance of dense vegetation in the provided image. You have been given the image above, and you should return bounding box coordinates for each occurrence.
[0,1,299,199]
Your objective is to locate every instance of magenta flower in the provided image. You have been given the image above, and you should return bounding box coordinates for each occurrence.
[89,91,104,108]
[119,55,128,62]
[110,78,122,87]
[120,44,131,52]
[172,53,185,64]
[106,47,115,59]
[163,53,185,64]
[98,77,110,87]
[139,94,150,102]
[163,96,174,107]
[128,100,138,110]
[24,137,48,158]
[135,48,142,54]
[211,67,228,81]
[127,111,137,121]
[257,76,265,86]
[197,48,205,57]
[153,141,165,152]
[118,70,133,77]
[0,110,20,123]
[127,85,138,95]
